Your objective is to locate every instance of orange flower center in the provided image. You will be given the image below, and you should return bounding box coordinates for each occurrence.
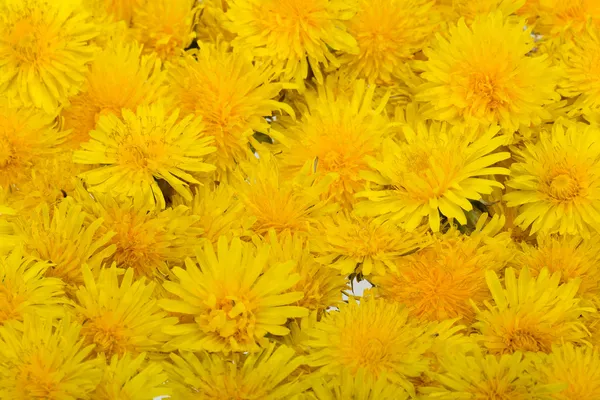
[200,293,257,347]
[81,312,129,357]
[505,329,548,353]
[549,173,581,200]
[0,136,14,168]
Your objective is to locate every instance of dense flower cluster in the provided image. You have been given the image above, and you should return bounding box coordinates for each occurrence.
[2,0,600,398]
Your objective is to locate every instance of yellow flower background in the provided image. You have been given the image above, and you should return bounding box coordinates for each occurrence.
[1,0,600,398]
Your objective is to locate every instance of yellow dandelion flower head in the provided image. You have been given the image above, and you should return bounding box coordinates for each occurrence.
[421,350,564,399]
[536,343,600,400]
[261,230,346,313]
[373,214,512,322]
[312,212,429,277]
[0,102,67,189]
[416,11,560,131]
[0,315,102,399]
[338,0,437,84]
[515,234,600,300]
[0,249,65,324]
[279,79,393,206]
[15,199,116,290]
[161,237,309,353]
[355,122,510,232]
[170,43,292,174]
[535,0,600,38]
[76,189,200,281]
[307,296,432,397]
[173,182,250,246]
[132,0,198,60]
[0,0,98,113]
[473,267,592,355]
[75,265,177,358]
[504,122,600,237]
[167,343,307,399]
[235,155,338,237]
[63,40,168,146]
[74,103,216,209]
[92,352,171,400]
[225,0,358,84]
[311,368,409,400]
[557,23,600,115]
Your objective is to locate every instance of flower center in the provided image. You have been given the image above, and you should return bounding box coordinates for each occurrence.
[17,355,60,398]
[549,173,580,200]
[118,144,150,169]
[0,136,15,168]
[469,73,505,109]
[505,329,548,353]
[200,294,257,347]
[348,335,391,373]
[9,18,46,64]
[81,313,129,357]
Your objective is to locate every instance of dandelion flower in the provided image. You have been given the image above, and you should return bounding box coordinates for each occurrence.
[536,343,600,400]
[504,122,600,237]
[338,0,437,84]
[85,0,142,24]
[75,265,177,358]
[535,0,600,38]
[77,190,200,281]
[73,103,216,209]
[262,230,346,313]
[0,315,102,399]
[167,343,307,399]
[416,12,559,131]
[0,249,65,324]
[225,0,358,84]
[373,214,512,322]
[448,0,526,23]
[473,267,593,355]
[355,123,510,232]
[515,235,600,300]
[278,79,393,206]
[173,183,248,246]
[0,0,98,112]
[307,296,432,397]
[235,156,338,237]
[14,199,116,290]
[311,369,409,400]
[421,350,564,399]
[132,0,198,60]
[169,44,292,173]
[312,212,428,276]
[0,102,68,189]
[161,237,309,353]
[92,352,170,400]
[557,24,600,115]
[63,40,167,146]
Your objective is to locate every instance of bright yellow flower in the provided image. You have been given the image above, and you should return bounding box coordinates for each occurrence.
[473,267,593,355]
[416,12,559,131]
[515,235,600,301]
[76,189,200,282]
[74,265,177,358]
[235,156,338,237]
[195,0,234,43]
[169,43,292,174]
[167,343,307,399]
[225,0,358,84]
[92,352,171,400]
[0,249,66,324]
[355,123,510,232]
[14,199,116,291]
[85,0,142,24]
[504,122,600,237]
[535,0,600,38]
[73,103,216,209]
[311,369,409,400]
[307,296,432,397]
[161,237,309,353]
[338,0,437,84]
[0,315,102,399]
[63,40,167,146]
[278,79,393,206]
[557,24,600,115]
[262,230,346,313]
[132,0,198,60]
[0,102,68,189]
[421,350,564,399]
[312,212,428,276]
[373,214,512,322]
[447,0,526,23]
[0,0,98,113]
[536,343,600,400]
